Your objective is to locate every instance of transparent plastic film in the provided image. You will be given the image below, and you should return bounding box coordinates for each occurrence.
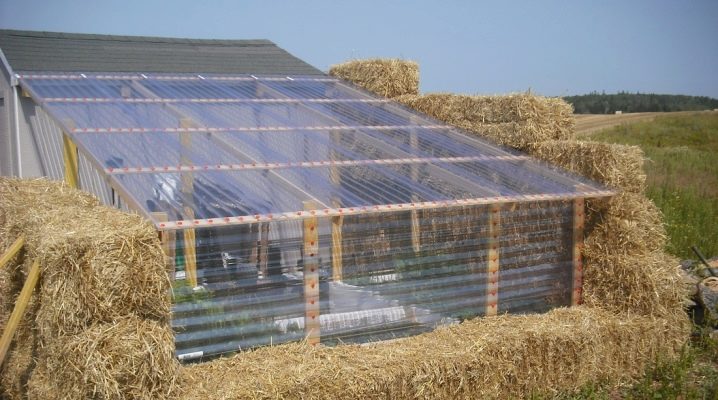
[168,201,576,361]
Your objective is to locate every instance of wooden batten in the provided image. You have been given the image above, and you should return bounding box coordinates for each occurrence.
[331,215,343,282]
[0,235,25,270]
[486,203,501,316]
[572,198,585,306]
[182,207,198,287]
[259,223,270,278]
[303,201,320,345]
[176,118,198,287]
[410,196,421,253]
[151,213,176,278]
[409,116,421,253]
[0,258,40,365]
[62,133,79,189]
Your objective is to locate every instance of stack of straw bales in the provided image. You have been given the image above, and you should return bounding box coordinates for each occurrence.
[394,93,576,150]
[0,178,179,400]
[177,59,689,399]
[180,307,685,399]
[329,59,419,98]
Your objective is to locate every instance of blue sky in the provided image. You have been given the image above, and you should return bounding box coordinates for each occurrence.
[1,0,717,98]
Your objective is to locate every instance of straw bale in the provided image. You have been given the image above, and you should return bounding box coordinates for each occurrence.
[34,208,170,337]
[329,59,419,98]
[585,192,667,255]
[0,294,39,400]
[179,307,686,400]
[528,140,646,194]
[582,250,685,319]
[0,177,170,338]
[26,317,180,400]
[394,93,575,149]
[0,178,176,399]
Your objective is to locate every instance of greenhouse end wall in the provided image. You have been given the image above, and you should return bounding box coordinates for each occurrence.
[169,200,580,361]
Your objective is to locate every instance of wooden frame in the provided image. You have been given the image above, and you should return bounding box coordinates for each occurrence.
[62,133,79,188]
[0,236,25,270]
[572,198,585,306]
[486,204,501,316]
[303,201,320,345]
[0,259,40,365]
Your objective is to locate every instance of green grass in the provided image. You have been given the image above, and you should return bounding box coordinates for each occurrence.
[591,112,718,259]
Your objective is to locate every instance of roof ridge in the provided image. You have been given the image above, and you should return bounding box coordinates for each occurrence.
[0,29,275,47]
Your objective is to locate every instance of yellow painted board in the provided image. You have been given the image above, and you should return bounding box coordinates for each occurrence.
[572,198,585,306]
[486,204,501,316]
[331,215,343,282]
[0,258,40,365]
[0,235,24,270]
[62,133,79,188]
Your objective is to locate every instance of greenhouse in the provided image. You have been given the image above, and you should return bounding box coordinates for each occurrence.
[16,71,613,360]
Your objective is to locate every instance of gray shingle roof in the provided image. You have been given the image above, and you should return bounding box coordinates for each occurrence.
[0,29,323,75]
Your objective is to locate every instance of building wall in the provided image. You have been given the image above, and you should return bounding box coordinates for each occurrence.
[0,74,13,176]
[0,72,46,178]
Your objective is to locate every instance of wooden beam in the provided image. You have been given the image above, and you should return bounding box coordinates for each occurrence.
[259,223,269,278]
[572,198,585,306]
[0,258,40,366]
[303,201,320,345]
[486,203,501,316]
[151,213,176,279]
[62,133,79,188]
[182,207,198,287]
[409,116,421,253]
[331,215,343,282]
[328,129,344,282]
[174,119,198,287]
[0,236,25,270]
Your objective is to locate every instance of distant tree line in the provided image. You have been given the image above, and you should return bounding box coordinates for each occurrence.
[563,92,718,114]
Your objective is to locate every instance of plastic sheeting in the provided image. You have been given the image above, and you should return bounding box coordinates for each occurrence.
[17,72,611,360]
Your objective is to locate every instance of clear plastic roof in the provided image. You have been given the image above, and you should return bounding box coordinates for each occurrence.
[18,72,614,229]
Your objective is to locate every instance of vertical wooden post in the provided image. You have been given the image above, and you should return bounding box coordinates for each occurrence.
[410,200,421,253]
[331,215,343,282]
[178,118,198,287]
[183,207,198,287]
[486,204,501,316]
[572,198,585,306]
[62,133,79,188]
[303,201,320,345]
[259,223,269,278]
[152,212,176,279]
[409,116,421,253]
[329,130,343,282]
[0,259,40,365]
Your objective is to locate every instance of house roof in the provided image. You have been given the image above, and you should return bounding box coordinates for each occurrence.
[0,29,322,75]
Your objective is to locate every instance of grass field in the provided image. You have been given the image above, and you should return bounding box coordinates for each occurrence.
[572,112,718,399]
[589,112,718,260]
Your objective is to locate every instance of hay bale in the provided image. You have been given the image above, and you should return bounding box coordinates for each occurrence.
[0,178,170,338]
[394,93,575,149]
[34,208,170,338]
[27,317,180,400]
[179,307,687,399]
[0,178,176,399]
[329,59,419,98]
[583,250,685,319]
[585,192,667,255]
[0,294,39,400]
[528,140,646,194]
